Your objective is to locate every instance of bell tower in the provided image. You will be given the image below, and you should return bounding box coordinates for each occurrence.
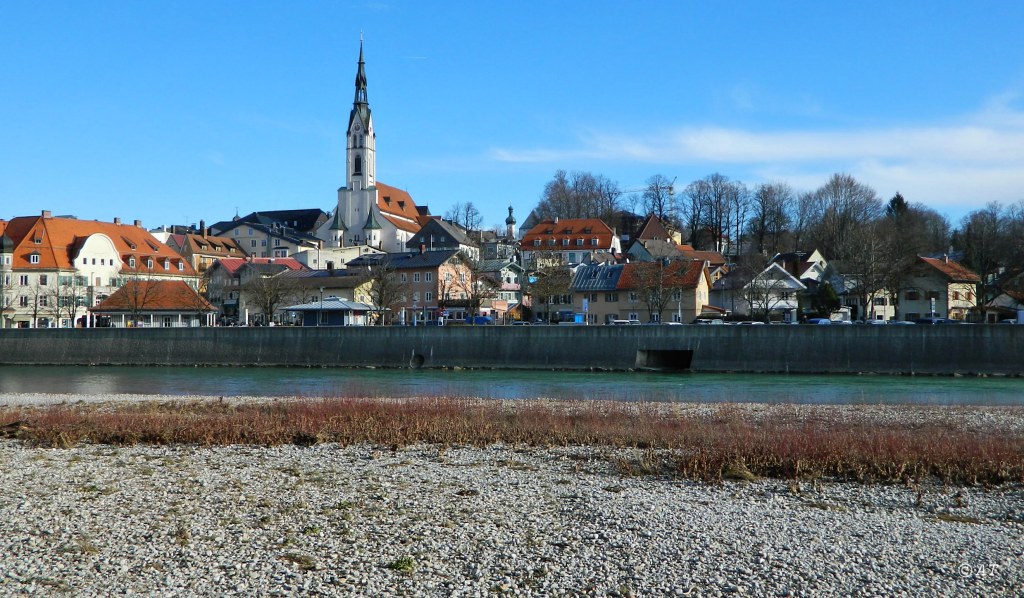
[346,37,375,190]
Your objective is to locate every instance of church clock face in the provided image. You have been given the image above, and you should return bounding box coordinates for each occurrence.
[354,124,362,132]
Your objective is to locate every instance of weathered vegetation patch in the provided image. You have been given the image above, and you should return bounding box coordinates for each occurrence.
[1,398,1022,485]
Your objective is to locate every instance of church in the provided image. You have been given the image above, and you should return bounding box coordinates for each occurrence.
[316,41,424,253]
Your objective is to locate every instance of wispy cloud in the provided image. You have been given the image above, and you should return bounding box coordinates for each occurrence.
[488,93,1024,209]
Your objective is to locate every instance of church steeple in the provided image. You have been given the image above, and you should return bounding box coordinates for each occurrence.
[346,37,375,189]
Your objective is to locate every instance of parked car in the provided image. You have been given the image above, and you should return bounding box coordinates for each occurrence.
[888,320,916,325]
[805,318,832,325]
[999,319,1018,324]
[912,317,949,325]
[464,316,494,325]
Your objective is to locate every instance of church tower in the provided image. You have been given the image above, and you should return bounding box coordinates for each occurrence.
[318,38,423,253]
[346,39,375,190]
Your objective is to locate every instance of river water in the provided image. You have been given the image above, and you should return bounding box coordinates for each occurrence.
[0,366,1022,406]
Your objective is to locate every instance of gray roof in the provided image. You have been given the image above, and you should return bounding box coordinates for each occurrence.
[363,210,382,230]
[284,297,375,312]
[407,218,476,249]
[571,264,625,292]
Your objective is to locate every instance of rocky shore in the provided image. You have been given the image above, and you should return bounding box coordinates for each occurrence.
[1,395,1022,596]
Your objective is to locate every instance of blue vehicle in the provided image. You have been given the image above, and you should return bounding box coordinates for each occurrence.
[465,316,493,325]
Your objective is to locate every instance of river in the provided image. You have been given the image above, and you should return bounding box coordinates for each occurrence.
[1,366,1022,406]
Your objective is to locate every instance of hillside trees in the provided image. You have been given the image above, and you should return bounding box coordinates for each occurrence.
[535,170,623,224]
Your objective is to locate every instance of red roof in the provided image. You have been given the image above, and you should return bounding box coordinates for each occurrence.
[918,256,980,282]
[521,218,616,251]
[215,257,306,275]
[618,259,708,290]
[91,280,215,312]
[377,182,422,233]
[0,214,194,275]
[678,250,727,267]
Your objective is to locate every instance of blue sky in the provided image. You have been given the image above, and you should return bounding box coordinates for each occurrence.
[3,1,1023,231]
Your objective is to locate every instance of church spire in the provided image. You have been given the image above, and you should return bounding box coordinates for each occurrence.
[354,37,368,106]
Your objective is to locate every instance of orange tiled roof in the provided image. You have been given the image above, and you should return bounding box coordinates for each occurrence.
[1,214,195,275]
[919,256,980,282]
[617,259,708,290]
[91,280,215,312]
[181,232,246,256]
[521,218,616,250]
[377,183,422,233]
[679,249,727,267]
[215,257,306,275]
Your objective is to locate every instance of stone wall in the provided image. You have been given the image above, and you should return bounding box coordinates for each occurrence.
[0,326,1020,375]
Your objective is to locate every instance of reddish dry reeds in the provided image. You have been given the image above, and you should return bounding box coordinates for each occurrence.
[1,398,1021,485]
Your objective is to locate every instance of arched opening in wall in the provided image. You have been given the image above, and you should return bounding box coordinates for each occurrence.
[354,155,362,175]
[635,349,693,371]
[409,353,425,369]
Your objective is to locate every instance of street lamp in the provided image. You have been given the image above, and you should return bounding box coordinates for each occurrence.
[319,286,324,326]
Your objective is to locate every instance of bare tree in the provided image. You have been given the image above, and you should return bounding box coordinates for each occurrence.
[445,201,483,232]
[363,259,407,325]
[120,263,158,326]
[642,174,676,223]
[807,173,883,261]
[749,182,793,255]
[242,268,299,325]
[625,260,692,323]
[452,252,497,322]
[45,274,85,328]
[732,256,802,322]
[789,191,821,252]
[954,202,1005,313]
[526,266,571,323]
[682,178,710,248]
[535,170,622,225]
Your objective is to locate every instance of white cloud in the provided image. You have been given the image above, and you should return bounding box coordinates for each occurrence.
[488,93,1024,210]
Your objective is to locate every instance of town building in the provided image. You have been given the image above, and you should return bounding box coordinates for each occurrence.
[900,256,980,321]
[0,211,197,328]
[570,260,713,324]
[90,280,217,328]
[520,218,621,269]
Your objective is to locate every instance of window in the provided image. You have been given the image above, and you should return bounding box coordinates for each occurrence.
[672,313,682,323]
[873,297,887,306]
[672,290,682,301]
[261,240,267,247]
[606,293,619,302]
[651,313,661,323]
[146,258,154,269]
[273,249,287,258]
[178,262,184,271]
[905,290,920,301]
[247,228,253,235]
[425,291,433,302]
[29,254,40,264]
[92,258,96,265]
[274,238,281,247]
[628,312,638,320]
[589,293,598,302]
[400,273,407,282]
[547,239,555,246]
[629,292,638,302]
[533,240,540,247]
[129,257,136,268]
[39,275,48,286]
[591,238,599,246]
[952,291,961,301]
[425,272,432,282]
[39,295,48,307]
[233,229,240,237]
[459,273,467,284]
[250,240,257,248]
[925,290,941,300]
[561,239,569,246]
[20,296,29,307]
[576,238,583,246]
[354,155,362,175]
[444,272,452,282]
[568,253,577,263]
[163,259,170,270]
[413,273,421,283]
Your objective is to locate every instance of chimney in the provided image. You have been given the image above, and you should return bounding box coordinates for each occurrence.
[114,217,121,225]
[200,219,207,238]
[944,254,949,263]
[326,260,335,274]
[134,219,142,228]
[42,210,52,218]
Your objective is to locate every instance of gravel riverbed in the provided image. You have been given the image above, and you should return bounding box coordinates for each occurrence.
[1,396,1022,596]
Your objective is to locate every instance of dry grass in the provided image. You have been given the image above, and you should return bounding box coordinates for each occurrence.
[1,397,1022,485]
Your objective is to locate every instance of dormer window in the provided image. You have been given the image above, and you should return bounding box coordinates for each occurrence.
[29,253,40,264]
[591,238,599,246]
[398,201,405,210]
[146,258,154,269]
[533,240,540,247]
[576,239,584,246]
[163,259,170,270]
[547,239,555,246]
[383,196,391,205]
[129,257,136,268]
[178,262,184,271]
[562,239,569,246]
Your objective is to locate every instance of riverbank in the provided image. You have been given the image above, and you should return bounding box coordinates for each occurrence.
[2,440,1022,596]
[2,395,1022,595]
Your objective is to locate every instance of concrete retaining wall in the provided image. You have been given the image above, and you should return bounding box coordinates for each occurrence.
[0,326,1021,375]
